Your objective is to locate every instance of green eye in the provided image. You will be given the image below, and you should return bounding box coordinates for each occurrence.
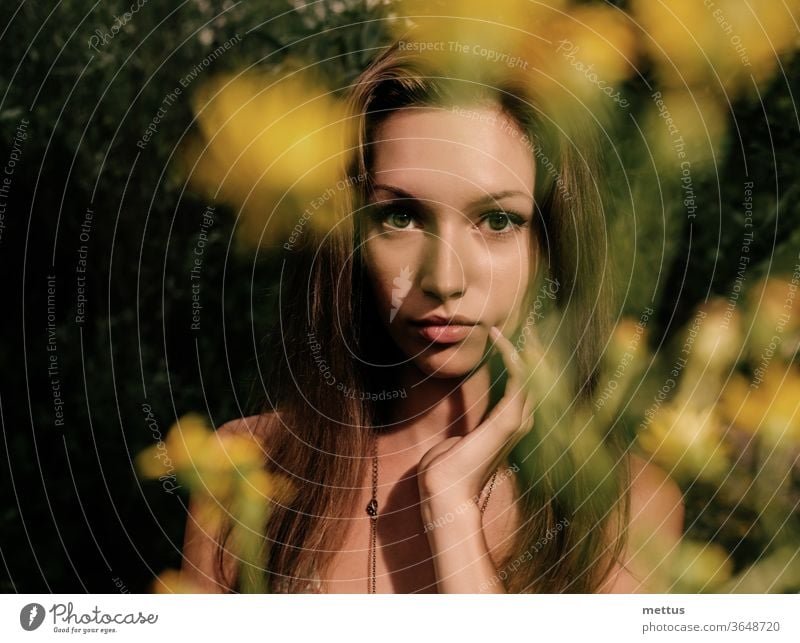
[486,212,512,231]
[368,203,418,231]
[481,211,527,235]
[386,209,412,228]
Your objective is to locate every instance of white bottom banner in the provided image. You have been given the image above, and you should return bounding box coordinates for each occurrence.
[2,594,798,642]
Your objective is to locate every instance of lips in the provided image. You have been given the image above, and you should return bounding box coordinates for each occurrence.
[410,315,479,344]
[416,324,475,343]
[412,314,478,325]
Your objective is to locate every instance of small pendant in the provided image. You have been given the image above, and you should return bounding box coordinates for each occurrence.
[366,497,378,517]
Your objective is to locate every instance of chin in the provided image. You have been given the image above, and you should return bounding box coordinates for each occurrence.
[405,342,488,379]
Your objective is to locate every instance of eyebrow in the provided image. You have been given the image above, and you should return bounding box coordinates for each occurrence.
[370,183,534,208]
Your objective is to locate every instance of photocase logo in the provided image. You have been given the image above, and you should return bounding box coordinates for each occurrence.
[390,266,414,323]
[20,603,45,631]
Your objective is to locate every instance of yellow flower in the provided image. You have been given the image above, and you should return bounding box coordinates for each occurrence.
[391,0,544,63]
[670,539,734,592]
[137,413,295,595]
[745,277,800,363]
[631,0,800,95]
[719,363,800,447]
[547,3,638,94]
[609,316,649,369]
[687,298,742,375]
[643,87,728,166]
[151,568,206,594]
[637,404,729,482]
[135,412,280,499]
[631,0,720,89]
[593,316,651,421]
[186,430,268,501]
[181,69,348,248]
[715,0,800,95]
[195,430,265,475]
[666,299,741,411]
[135,413,211,480]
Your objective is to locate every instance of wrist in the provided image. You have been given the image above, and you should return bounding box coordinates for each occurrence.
[418,473,475,505]
[420,491,482,533]
[420,486,469,511]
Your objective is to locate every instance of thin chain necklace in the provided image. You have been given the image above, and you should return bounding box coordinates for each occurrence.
[365,434,500,593]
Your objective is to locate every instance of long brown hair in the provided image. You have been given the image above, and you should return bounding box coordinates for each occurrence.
[219,38,630,593]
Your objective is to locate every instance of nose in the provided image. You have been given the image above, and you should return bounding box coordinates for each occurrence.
[419,230,467,302]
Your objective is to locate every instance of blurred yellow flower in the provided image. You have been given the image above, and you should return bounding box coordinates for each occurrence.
[644,86,728,166]
[181,70,348,248]
[745,277,800,363]
[687,298,742,375]
[631,0,800,95]
[137,414,297,595]
[609,316,649,369]
[631,0,720,88]
[547,3,638,98]
[637,404,730,482]
[668,299,742,411]
[594,316,651,421]
[151,568,206,594]
[195,428,265,474]
[719,363,800,447]
[714,0,800,95]
[391,0,542,67]
[191,429,270,500]
[669,539,734,592]
[135,412,287,500]
[135,412,211,480]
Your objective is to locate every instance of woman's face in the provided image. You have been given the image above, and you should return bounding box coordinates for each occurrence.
[362,103,536,378]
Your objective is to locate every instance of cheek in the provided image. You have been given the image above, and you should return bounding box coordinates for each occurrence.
[363,240,401,309]
[486,245,534,336]
[484,245,532,320]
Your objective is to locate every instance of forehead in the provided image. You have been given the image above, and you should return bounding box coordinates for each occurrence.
[370,105,535,200]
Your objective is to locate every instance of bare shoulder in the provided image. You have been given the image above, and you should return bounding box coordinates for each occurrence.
[626,452,685,536]
[217,411,281,438]
[216,410,282,446]
[597,452,685,593]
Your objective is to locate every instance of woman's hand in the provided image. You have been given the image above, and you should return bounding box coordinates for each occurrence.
[417,326,536,508]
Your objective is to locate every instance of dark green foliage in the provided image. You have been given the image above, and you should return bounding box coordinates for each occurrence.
[0,0,392,592]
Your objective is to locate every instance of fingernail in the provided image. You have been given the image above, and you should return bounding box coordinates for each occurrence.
[489,326,501,340]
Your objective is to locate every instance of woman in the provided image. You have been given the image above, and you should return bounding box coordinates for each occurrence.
[181,39,684,594]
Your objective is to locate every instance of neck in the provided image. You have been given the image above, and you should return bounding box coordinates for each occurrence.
[378,358,496,460]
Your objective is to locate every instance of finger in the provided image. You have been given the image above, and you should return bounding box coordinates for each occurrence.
[475,327,530,433]
[488,326,526,394]
[490,327,539,422]
[520,394,536,434]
